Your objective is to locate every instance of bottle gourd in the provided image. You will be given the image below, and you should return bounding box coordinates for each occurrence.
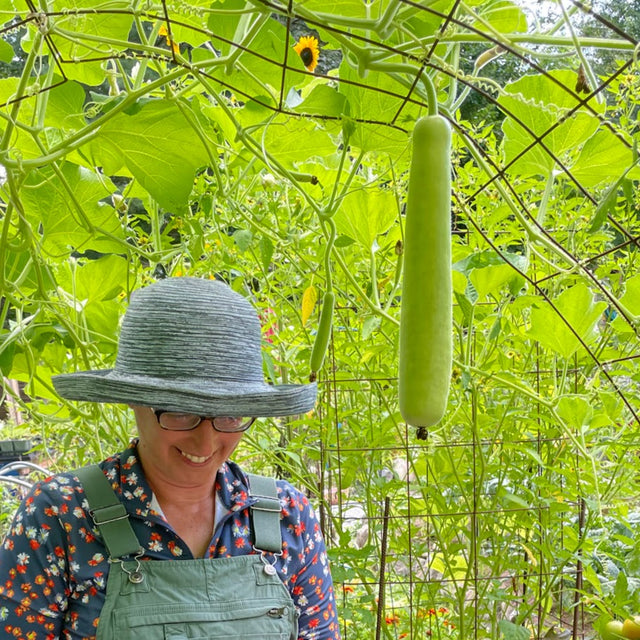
[309,291,335,376]
[398,115,452,427]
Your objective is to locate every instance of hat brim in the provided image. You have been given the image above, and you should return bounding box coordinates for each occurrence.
[52,370,317,417]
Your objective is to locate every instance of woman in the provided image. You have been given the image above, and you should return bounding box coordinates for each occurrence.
[0,277,341,639]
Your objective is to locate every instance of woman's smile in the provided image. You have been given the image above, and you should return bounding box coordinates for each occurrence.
[178,449,212,465]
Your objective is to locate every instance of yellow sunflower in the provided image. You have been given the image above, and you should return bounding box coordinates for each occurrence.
[294,35,320,73]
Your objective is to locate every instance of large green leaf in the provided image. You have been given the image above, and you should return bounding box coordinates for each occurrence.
[0,76,19,104]
[10,343,66,401]
[619,274,640,315]
[20,162,123,255]
[235,95,277,128]
[83,299,121,349]
[163,0,220,48]
[333,187,397,248]
[527,283,606,358]
[498,620,530,640]
[338,62,412,154]
[499,70,602,177]
[555,394,594,431]
[474,0,528,33]
[569,128,640,186]
[611,273,640,334]
[0,78,43,159]
[44,79,87,131]
[293,84,347,118]
[92,99,210,210]
[40,0,133,86]
[469,260,525,301]
[58,256,126,348]
[0,36,13,62]
[0,78,92,165]
[236,18,287,88]
[262,117,335,167]
[402,1,458,42]
[294,0,368,18]
[207,0,258,57]
[2,248,56,295]
[455,250,527,301]
[59,255,129,303]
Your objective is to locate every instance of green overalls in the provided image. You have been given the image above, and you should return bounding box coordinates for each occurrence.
[76,465,298,640]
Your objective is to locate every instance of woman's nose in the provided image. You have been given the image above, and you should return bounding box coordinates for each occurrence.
[189,418,217,442]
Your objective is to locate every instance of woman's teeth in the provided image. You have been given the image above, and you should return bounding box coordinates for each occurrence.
[180,450,208,463]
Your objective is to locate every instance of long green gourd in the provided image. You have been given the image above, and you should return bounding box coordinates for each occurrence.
[309,290,335,378]
[398,114,453,427]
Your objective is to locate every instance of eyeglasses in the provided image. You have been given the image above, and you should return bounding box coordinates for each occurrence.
[153,410,256,433]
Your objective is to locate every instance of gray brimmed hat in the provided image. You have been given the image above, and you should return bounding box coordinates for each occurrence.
[52,277,317,417]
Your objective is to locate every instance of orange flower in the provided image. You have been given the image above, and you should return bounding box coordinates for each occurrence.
[158,24,180,55]
[294,35,320,72]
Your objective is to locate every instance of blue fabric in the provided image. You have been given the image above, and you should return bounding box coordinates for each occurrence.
[0,440,341,640]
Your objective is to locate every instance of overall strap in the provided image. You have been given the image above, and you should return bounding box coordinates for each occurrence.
[75,464,142,560]
[247,473,282,554]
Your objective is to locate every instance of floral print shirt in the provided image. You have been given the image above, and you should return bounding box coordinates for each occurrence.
[0,441,341,640]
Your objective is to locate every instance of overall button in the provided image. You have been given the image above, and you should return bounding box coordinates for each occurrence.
[263,564,277,576]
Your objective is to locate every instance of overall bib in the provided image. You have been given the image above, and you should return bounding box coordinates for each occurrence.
[76,465,298,640]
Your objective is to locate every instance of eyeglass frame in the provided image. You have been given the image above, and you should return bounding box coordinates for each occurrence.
[152,409,256,433]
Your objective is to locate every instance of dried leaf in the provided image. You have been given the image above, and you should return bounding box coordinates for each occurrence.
[301,285,318,326]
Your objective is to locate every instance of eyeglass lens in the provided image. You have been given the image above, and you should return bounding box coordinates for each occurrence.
[155,411,253,432]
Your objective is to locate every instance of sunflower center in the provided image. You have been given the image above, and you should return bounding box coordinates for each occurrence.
[300,48,314,67]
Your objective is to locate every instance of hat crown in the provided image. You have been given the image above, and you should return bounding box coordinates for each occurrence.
[115,278,264,383]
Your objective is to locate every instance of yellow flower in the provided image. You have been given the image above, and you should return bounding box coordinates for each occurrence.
[158,24,180,56]
[294,35,320,72]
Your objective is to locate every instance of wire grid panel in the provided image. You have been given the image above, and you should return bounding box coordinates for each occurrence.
[1,1,640,639]
[319,322,633,639]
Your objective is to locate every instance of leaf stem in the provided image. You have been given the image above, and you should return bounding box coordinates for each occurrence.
[328,148,365,216]
[327,137,351,215]
[375,0,401,39]
[174,99,225,194]
[322,217,336,294]
[224,11,271,75]
[331,247,398,326]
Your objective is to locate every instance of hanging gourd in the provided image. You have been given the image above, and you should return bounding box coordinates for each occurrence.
[398,114,453,428]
